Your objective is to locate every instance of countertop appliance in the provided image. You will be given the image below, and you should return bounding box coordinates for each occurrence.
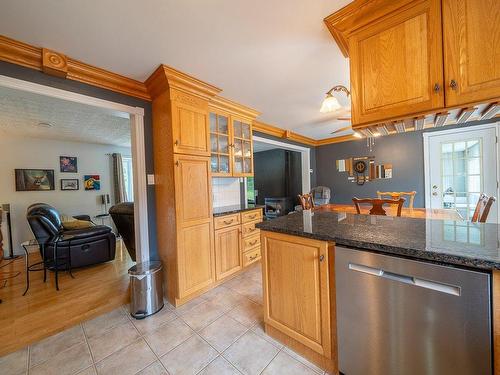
[335,246,492,375]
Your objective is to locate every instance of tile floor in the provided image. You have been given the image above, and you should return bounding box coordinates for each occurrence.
[0,264,326,375]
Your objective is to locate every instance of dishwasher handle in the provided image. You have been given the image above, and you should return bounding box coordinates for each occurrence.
[348,263,461,296]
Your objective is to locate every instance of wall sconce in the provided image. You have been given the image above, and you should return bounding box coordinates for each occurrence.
[320,85,351,113]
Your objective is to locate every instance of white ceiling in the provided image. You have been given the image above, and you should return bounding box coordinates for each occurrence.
[0,86,131,147]
[0,0,353,140]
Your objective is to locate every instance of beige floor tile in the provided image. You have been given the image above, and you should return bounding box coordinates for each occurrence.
[95,339,156,375]
[76,366,97,375]
[227,298,263,327]
[223,331,279,375]
[250,322,284,349]
[88,321,141,362]
[262,351,319,375]
[230,281,263,305]
[83,308,128,338]
[283,347,325,374]
[144,318,194,357]
[135,361,168,375]
[131,307,177,335]
[159,335,218,375]
[168,294,206,314]
[223,274,248,291]
[208,287,248,309]
[30,325,86,367]
[0,347,28,375]
[198,356,240,375]
[178,300,229,331]
[30,342,92,375]
[199,315,248,352]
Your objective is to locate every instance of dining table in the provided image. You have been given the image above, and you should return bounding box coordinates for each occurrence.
[316,203,464,221]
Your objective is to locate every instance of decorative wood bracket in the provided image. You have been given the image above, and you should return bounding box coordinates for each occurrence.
[42,48,68,78]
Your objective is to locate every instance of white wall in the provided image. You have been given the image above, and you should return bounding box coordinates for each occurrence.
[0,134,130,255]
[212,177,241,208]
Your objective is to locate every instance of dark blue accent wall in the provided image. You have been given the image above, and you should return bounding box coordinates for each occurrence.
[0,61,158,259]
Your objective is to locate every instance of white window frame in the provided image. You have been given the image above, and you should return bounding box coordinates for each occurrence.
[0,75,150,263]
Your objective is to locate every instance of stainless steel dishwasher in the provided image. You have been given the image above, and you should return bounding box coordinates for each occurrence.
[335,246,492,375]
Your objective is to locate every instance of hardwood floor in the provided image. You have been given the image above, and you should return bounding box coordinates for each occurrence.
[0,241,133,357]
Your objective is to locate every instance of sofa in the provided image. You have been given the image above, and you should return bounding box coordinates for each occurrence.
[26,203,116,268]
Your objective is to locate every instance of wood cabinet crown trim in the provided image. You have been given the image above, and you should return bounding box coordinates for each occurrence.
[145,64,221,100]
[209,95,260,120]
[0,34,151,100]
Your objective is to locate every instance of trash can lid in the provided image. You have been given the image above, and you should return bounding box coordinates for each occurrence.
[128,261,162,276]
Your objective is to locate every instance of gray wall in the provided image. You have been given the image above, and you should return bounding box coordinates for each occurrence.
[316,120,497,208]
[253,131,316,188]
[0,61,158,259]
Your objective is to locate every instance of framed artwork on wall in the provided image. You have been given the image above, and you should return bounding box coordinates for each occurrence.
[15,169,55,191]
[84,175,100,191]
[60,179,79,191]
[60,156,78,172]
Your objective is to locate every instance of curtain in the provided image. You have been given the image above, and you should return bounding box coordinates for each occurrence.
[112,153,127,203]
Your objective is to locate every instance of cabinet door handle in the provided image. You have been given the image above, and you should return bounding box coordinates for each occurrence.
[249,254,258,261]
[450,79,458,90]
[175,161,179,167]
[223,219,234,224]
[248,214,257,219]
[433,83,441,93]
[249,240,258,246]
[319,255,325,262]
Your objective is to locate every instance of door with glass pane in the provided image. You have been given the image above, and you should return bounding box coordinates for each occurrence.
[426,127,497,222]
[232,118,253,177]
[210,112,232,176]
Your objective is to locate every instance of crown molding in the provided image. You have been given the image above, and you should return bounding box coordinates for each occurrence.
[145,64,221,100]
[209,95,260,120]
[324,0,416,58]
[0,34,151,100]
[316,134,358,145]
[253,120,317,147]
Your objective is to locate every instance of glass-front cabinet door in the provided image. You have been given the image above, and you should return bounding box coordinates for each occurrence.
[232,118,253,177]
[209,112,232,176]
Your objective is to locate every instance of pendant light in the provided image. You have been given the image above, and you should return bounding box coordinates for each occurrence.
[320,85,350,113]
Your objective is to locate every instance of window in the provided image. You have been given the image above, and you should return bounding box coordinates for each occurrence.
[122,156,134,201]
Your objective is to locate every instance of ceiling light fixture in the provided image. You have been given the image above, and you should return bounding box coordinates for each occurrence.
[353,132,362,138]
[320,85,350,113]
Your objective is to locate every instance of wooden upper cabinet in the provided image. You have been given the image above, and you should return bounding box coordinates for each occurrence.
[171,99,210,156]
[349,0,444,125]
[442,0,500,106]
[210,111,233,176]
[232,118,254,177]
[174,154,213,225]
[215,225,242,280]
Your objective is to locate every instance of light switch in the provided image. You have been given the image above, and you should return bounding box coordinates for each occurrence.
[147,174,155,185]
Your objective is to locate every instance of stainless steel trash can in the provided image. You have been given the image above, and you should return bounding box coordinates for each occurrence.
[128,261,164,319]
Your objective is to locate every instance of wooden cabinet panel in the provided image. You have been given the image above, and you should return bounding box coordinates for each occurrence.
[172,101,210,156]
[262,232,331,357]
[349,0,444,125]
[215,226,242,280]
[442,0,500,106]
[174,154,212,225]
[177,221,215,299]
[214,213,240,230]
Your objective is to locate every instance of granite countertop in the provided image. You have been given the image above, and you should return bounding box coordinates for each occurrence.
[213,204,264,217]
[256,211,500,271]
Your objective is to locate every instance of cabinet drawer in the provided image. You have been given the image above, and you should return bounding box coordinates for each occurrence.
[243,234,260,252]
[242,220,260,238]
[241,209,262,223]
[243,247,261,267]
[214,214,241,230]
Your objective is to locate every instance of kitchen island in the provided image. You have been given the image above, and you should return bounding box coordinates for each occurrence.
[256,210,500,375]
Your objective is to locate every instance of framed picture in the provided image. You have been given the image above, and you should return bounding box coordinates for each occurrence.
[15,169,55,191]
[60,179,79,191]
[60,156,78,173]
[84,175,100,191]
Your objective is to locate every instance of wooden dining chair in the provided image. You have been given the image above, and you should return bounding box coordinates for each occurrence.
[377,191,416,209]
[471,194,496,223]
[298,193,315,210]
[352,197,406,217]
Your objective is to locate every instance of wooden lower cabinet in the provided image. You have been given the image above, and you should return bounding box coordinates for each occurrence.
[177,221,215,300]
[215,225,242,281]
[261,230,338,374]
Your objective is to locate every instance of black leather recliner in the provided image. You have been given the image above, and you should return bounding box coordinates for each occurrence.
[26,203,116,268]
[109,202,136,261]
